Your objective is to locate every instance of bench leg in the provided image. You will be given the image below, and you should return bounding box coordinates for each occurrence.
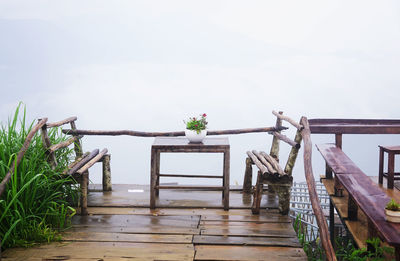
[243,157,253,193]
[80,171,89,216]
[277,185,291,215]
[102,154,112,191]
[252,171,263,214]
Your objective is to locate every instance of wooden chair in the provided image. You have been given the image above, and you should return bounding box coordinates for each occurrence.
[243,112,302,215]
[40,116,111,215]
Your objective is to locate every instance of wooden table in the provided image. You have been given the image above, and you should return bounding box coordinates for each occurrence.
[379,145,400,189]
[150,137,230,210]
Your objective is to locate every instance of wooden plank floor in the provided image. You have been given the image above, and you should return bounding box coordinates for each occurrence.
[2,185,306,260]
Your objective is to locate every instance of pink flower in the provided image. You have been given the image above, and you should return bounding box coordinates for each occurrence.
[202,113,207,117]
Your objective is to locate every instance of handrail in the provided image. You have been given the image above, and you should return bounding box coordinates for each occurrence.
[300,117,337,261]
[61,126,288,137]
[0,118,48,197]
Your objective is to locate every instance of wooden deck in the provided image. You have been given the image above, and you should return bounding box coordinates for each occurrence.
[2,185,306,260]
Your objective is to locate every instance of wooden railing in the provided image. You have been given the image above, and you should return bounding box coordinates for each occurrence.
[301,117,337,261]
[0,118,48,260]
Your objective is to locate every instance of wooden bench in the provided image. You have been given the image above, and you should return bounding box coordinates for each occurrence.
[243,112,302,215]
[40,117,111,215]
[317,143,400,259]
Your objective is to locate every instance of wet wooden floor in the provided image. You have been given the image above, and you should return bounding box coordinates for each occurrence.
[2,185,306,260]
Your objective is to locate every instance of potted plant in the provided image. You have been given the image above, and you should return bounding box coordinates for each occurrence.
[385,198,400,223]
[184,113,208,143]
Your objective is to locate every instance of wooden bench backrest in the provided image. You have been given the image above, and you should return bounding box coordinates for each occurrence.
[317,143,400,248]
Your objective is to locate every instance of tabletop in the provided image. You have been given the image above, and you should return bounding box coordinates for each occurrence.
[152,137,229,149]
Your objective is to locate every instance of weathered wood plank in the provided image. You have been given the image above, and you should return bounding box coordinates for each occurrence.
[62,231,193,244]
[195,245,307,260]
[3,242,195,260]
[316,143,364,175]
[200,214,291,223]
[201,225,297,238]
[193,235,301,247]
[72,214,200,228]
[82,207,277,216]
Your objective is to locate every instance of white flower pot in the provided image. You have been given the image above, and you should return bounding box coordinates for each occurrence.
[185,129,207,143]
[385,209,400,223]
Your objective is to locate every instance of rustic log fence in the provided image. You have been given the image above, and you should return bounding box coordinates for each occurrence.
[0,118,48,260]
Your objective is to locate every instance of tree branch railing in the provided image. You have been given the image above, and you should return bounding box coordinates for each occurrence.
[61,126,288,137]
[300,116,337,261]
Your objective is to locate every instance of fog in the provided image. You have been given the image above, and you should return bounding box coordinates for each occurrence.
[1,1,399,185]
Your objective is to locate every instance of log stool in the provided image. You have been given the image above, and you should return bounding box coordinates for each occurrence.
[379,145,400,189]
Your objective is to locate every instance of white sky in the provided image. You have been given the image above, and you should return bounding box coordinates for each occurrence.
[1,1,399,184]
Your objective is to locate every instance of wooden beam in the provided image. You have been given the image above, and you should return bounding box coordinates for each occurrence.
[272,110,303,130]
[270,111,283,160]
[46,116,77,128]
[49,135,83,153]
[270,131,300,149]
[62,126,288,137]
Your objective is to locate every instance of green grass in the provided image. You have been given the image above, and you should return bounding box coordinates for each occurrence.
[0,103,78,249]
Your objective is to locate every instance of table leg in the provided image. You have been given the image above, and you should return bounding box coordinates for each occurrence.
[155,151,160,196]
[388,152,395,189]
[150,148,157,209]
[223,150,230,210]
[378,147,384,185]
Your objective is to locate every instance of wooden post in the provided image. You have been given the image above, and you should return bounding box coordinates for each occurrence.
[40,125,57,168]
[102,154,112,191]
[335,133,342,149]
[277,184,291,215]
[223,149,230,210]
[243,157,253,193]
[155,150,160,196]
[80,171,89,216]
[150,148,157,209]
[252,171,263,214]
[270,111,283,161]
[70,121,83,158]
[284,123,303,176]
